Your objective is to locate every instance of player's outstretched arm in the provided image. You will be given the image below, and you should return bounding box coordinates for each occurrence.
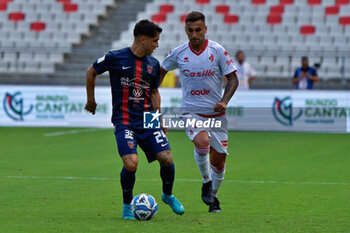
[214,72,239,113]
[85,65,99,115]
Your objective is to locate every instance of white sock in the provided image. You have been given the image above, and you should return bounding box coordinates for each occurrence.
[194,148,211,183]
[210,164,225,197]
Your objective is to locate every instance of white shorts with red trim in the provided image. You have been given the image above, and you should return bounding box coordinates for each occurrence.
[183,113,229,155]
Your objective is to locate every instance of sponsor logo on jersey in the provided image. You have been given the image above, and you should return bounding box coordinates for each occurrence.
[121,77,130,86]
[121,77,150,89]
[226,59,234,65]
[209,54,214,62]
[184,57,189,62]
[183,69,215,78]
[129,89,144,101]
[190,89,210,96]
[133,88,143,98]
[147,65,153,74]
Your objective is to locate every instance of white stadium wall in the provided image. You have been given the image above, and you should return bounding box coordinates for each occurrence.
[0,85,349,133]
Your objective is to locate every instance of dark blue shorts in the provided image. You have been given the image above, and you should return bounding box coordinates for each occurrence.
[114,125,171,163]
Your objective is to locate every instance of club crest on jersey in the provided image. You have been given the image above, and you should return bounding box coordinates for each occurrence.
[209,54,214,62]
[133,88,143,98]
[147,65,153,74]
[221,140,228,147]
[127,141,134,149]
[184,57,189,62]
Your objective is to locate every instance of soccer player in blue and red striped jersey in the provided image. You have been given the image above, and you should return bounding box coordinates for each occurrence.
[85,20,184,219]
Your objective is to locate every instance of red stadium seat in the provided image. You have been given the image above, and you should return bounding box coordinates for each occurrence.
[216,5,230,14]
[280,0,293,5]
[339,16,350,25]
[9,12,25,22]
[0,3,7,11]
[31,22,46,32]
[159,4,174,14]
[325,6,339,15]
[267,14,282,24]
[57,0,70,3]
[336,0,349,5]
[181,14,187,23]
[64,3,78,12]
[224,14,239,24]
[300,25,315,35]
[252,0,266,5]
[152,13,166,23]
[196,0,210,4]
[270,5,284,14]
[0,0,12,11]
[308,0,321,5]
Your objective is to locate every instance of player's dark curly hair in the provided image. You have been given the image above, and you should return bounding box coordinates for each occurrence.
[185,11,205,23]
[133,19,162,38]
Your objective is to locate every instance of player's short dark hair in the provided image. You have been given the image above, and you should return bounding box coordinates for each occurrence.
[236,50,244,58]
[185,11,205,23]
[133,19,162,38]
[301,56,308,61]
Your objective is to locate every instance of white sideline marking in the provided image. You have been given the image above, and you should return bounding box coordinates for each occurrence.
[44,128,104,137]
[1,176,349,186]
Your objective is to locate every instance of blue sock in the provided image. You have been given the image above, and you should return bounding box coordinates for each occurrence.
[120,167,136,204]
[160,163,175,195]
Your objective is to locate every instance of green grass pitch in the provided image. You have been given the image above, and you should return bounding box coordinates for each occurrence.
[1,127,350,233]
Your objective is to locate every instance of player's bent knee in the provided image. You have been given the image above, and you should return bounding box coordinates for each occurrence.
[159,155,173,167]
[124,163,137,172]
[195,146,210,155]
[163,158,173,167]
[210,163,226,173]
[210,159,225,171]
[193,131,210,148]
[210,149,227,168]
[156,150,173,167]
[122,154,138,172]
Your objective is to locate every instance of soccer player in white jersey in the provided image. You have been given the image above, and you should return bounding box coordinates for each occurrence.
[160,11,239,213]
